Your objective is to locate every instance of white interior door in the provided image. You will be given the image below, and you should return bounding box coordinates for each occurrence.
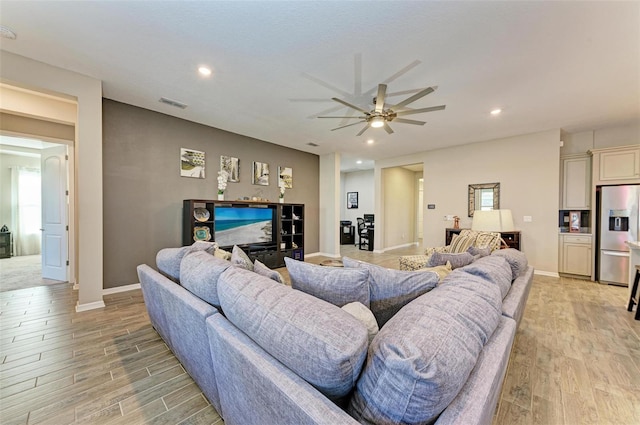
[41,145,68,281]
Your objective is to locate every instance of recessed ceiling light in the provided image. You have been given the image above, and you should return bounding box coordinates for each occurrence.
[198,66,212,76]
[356,160,363,164]
[366,139,374,145]
[490,108,502,115]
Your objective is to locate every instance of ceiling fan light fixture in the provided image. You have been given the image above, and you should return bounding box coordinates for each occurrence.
[370,117,385,128]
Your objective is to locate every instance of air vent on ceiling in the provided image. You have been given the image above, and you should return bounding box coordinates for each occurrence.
[159,97,188,109]
[306,142,319,147]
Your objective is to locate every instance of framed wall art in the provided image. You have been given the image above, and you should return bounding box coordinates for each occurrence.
[252,161,270,186]
[347,192,358,209]
[278,166,293,188]
[221,155,240,182]
[180,148,205,179]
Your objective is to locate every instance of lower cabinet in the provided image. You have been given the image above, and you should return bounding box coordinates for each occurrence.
[559,234,592,277]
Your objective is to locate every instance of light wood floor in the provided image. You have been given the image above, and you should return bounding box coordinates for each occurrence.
[1,244,638,424]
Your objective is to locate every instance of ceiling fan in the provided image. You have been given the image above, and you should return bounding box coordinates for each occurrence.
[318,83,445,136]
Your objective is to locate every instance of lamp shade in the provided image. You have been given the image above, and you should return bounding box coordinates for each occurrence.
[471,209,515,232]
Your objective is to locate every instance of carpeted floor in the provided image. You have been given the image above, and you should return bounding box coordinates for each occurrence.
[0,254,65,292]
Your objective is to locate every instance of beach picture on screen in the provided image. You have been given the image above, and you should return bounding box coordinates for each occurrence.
[214,206,273,247]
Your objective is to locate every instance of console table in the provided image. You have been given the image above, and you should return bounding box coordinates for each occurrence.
[446,228,521,250]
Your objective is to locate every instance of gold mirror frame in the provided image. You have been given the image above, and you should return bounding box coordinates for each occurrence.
[468,183,500,217]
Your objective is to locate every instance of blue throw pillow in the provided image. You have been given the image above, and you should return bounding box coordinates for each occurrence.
[428,251,474,269]
[491,248,528,279]
[253,259,284,284]
[285,257,370,307]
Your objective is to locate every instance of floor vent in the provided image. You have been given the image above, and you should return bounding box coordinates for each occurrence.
[159,97,188,109]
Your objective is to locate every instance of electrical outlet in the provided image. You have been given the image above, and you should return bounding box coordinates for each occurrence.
[523,216,533,222]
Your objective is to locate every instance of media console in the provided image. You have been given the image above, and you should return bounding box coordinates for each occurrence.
[183,199,304,268]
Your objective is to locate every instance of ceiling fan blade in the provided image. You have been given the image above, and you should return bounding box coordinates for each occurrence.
[374,84,387,113]
[356,124,370,136]
[391,86,436,110]
[362,60,422,98]
[393,118,426,125]
[332,97,370,114]
[383,122,394,134]
[395,105,446,116]
[318,116,367,119]
[301,72,350,97]
[331,121,366,131]
[354,53,362,96]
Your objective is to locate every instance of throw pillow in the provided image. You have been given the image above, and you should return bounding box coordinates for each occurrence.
[231,245,254,271]
[449,233,477,253]
[475,232,501,251]
[417,261,453,281]
[213,247,232,261]
[427,251,474,269]
[342,257,439,327]
[341,302,379,345]
[491,248,528,279]
[348,272,502,425]
[253,259,284,284]
[217,266,368,401]
[179,250,232,307]
[285,257,370,307]
[467,245,491,258]
[191,240,218,254]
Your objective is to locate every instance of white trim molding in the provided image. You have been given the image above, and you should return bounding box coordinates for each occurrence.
[534,270,560,278]
[103,283,141,295]
[75,300,106,312]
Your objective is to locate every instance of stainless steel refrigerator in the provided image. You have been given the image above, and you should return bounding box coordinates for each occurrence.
[598,185,640,286]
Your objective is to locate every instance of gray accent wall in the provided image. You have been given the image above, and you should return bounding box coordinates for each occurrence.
[103,99,319,288]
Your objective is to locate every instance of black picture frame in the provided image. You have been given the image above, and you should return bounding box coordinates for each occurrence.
[347,192,358,209]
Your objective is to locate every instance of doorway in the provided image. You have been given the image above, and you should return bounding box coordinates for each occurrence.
[0,135,72,291]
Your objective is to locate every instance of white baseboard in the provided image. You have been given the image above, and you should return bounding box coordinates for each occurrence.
[381,242,419,252]
[75,300,106,312]
[103,283,141,295]
[534,270,560,278]
[307,252,340,259]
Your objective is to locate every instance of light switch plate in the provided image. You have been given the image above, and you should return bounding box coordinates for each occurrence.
[523,216,532,222]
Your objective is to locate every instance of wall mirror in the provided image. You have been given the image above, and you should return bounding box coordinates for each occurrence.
[468,183,500,217]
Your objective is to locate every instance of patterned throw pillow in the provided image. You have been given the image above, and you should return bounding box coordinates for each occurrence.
[213,247,232,260]
[427,251,474,269]
[253,259,284,284]
[285,257,370,307]
[231,245,254,271]
[449,233,477,253]
[475,232,501,251]
[467,245,491,258]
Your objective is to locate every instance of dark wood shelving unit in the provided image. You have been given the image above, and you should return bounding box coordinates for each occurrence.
[183,199,304,268]
[445,227,521,250]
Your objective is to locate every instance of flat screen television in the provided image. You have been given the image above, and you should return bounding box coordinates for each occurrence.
[214,205,275,247]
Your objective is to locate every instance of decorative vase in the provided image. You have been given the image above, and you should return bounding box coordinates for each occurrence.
[279,198,284,204]
[218,193,224,201]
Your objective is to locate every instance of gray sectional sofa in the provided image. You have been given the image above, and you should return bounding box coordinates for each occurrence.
[137,243,533,425]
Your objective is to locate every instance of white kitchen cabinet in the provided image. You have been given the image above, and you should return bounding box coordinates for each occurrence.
[561,154,591,209]
[590,145,640,185]
[559,234,592,277]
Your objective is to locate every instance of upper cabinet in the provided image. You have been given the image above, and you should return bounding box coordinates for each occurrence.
[590,145,640,185]
[561,154,591,209]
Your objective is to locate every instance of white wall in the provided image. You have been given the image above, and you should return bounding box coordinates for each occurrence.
[340,169,374,225]
[1,51,104,311]
[319,153,340,257]
[382,167,416,248]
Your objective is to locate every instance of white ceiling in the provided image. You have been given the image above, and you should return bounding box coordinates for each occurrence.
[1,1,638,171]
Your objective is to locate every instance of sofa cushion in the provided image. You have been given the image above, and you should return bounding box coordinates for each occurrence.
[427,251,475,269]
[348,273,502,425]
[230,245,254,271]
[457,255,513,299]
[342,257,439,327]
[449,233,477,253]
[418,261,453,281]
[156,241,219,280]
[179,250,232,307]
[491,248,528,279]
[217,266,368,401]
[341,302,379,345]
[285,257,370,307]
[253,259,284,283]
